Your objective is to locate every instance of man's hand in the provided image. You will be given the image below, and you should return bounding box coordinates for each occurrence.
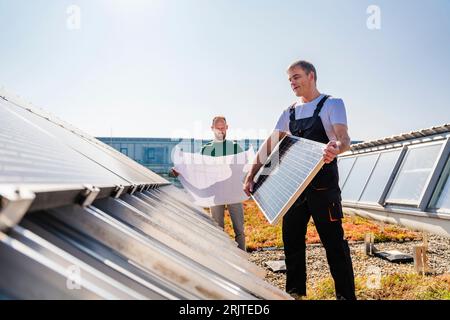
[169,168,180,177]
[243,175,254,196]
[323,140,340,164]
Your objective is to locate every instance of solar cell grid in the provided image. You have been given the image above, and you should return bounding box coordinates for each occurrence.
[251,135,325,225]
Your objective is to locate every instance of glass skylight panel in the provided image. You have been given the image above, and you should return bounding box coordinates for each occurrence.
[385,143,443,205]
[359,149,403,203]
[429,155,450,211]
[341,153,379,201]
[338,157,356,189]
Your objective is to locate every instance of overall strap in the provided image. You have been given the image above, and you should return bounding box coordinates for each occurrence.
[312,95,330,118]
[288,102,297,121]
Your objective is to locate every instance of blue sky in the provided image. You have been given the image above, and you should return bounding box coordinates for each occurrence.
[0,0,449,141]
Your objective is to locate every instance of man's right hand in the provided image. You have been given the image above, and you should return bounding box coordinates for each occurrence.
[243,175,254,196]
[169,168,180,177]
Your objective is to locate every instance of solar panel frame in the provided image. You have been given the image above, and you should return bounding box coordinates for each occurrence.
[251,135,325,225]
[121,193,247,259]
[90,197,287,299]
[142,190,236,242]
[0,226,146,299]
[21,214,186,299]
[0,232,101,299]
[121,191,265,276]
[44,204,258,299]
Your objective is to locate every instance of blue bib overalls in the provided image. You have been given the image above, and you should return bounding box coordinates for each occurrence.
[283,95,356,300]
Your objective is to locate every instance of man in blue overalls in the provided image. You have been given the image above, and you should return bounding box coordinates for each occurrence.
[244,60,356,300]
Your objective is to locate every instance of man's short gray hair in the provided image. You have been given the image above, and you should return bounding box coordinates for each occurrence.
[287,60,317,83]
[212,116,227,126]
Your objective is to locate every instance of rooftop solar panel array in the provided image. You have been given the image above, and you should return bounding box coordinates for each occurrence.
[0,91,292,300]
[0,101,128,186]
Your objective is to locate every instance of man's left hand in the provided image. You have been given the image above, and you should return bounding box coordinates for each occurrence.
[323,140,339,164]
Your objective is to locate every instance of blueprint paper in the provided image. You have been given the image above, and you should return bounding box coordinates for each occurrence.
[173,147,255,207]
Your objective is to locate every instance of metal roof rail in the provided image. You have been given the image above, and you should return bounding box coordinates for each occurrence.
[351,123,450,151]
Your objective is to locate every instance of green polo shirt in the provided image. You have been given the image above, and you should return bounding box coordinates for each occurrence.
[201,140,243,157]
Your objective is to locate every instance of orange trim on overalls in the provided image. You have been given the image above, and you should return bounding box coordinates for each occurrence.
[328,203,339,222]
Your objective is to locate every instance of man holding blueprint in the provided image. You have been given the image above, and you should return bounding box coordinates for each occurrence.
[172,116,251,251]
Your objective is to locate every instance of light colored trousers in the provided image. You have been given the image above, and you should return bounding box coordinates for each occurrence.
[210,203,246,251]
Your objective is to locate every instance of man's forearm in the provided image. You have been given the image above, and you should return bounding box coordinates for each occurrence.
[336,136,351,154]
[332,124,351,156]
[247,157,264,181]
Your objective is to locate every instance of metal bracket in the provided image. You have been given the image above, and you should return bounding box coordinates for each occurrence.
[138,185,147,193]
[79,185,100,207]
[128,185,138,195]
[364,233,376,256]
[0,187,35,231]
[113,185,125,199]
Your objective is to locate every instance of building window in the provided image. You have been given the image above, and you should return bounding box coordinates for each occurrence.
[144,147,166,164]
